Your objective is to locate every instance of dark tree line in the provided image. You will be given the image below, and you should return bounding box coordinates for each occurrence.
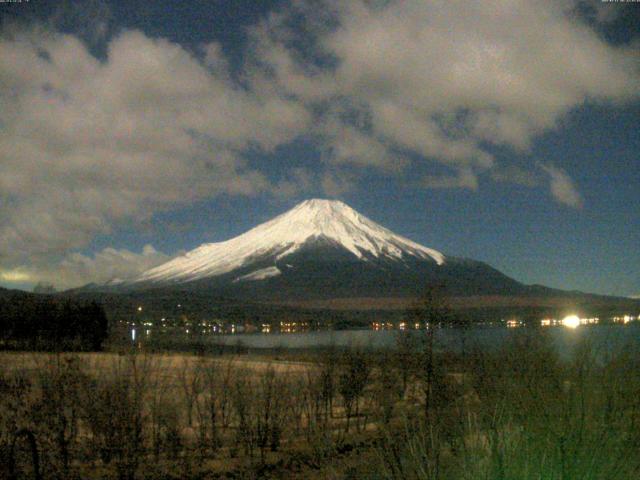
[0,292,108,350]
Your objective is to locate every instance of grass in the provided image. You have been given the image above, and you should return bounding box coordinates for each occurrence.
[376,330,640,480]
[2,329,640,478]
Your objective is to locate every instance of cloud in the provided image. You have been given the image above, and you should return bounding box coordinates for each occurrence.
[272,168,314,199]
[250,0,639,186]
[48,0,113,48]
[0,244,173,289]
[422,169,479,190]
[320,117,400,171]
[321,171,357,197]
[491,165,541,187]
[540,164,584,208]
[0,28,310,266]
[1,2,638,282]
[0,269,31,283]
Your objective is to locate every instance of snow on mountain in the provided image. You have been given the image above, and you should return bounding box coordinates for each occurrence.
[233,266,282,283]
[134,199,445,285]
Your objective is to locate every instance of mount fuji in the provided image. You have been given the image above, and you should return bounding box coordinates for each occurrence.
[109,199,527,300]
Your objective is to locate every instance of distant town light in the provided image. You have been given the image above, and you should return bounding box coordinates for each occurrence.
[137,306,142,312]
[562,315,580,329]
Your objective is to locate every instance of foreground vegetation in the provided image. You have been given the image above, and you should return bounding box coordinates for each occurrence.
[0,290,108,351]
[1,326,640,479]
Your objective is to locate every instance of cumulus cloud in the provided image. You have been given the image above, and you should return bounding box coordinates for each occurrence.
[321,171,357,197]
[540,164,584,209]
[249,0,639,184]
[48,0,113,48]
[422,169,479,191]
[0,269,31,283]
[0,245,173,289]
[0,28,309,266]
[1,1,638,285]
[491,165,541,187]
[272,168,314,199]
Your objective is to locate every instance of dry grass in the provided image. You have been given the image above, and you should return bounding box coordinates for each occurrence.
[6,331,636,479]
[0,350,313,374]
[269,294,640,310]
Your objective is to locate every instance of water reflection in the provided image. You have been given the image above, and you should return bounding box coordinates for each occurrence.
[205,324,640,357]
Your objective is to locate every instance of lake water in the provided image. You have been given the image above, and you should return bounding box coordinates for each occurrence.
[206,324,640,356]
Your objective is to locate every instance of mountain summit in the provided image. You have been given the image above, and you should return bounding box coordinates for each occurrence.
[75,200,639,313]
[136,199,444,285]
[114,199,524,299]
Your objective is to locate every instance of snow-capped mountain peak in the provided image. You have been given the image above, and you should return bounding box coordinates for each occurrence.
[134,199,445,285]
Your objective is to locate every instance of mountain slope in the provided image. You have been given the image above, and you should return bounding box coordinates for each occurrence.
[110,199,528,300]
[133,199,445,286]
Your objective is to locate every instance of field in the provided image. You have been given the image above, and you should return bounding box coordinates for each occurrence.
[272,294,640,311]
[2,328,640,479]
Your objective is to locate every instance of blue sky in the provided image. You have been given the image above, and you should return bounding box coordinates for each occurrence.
[0,0,638,296]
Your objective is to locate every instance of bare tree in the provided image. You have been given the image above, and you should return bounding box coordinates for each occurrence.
[177,357,203,428]
[230,367,256,459]
[300,368,326,441]
[394,330,420,399]
[317,346,338,424]
[0,367,37,479]
[407,285,452,425]
[32,354,86,477]
[81,354,153,480]
[338,348,371,433]
[194,357,233,457]
[254,366,287,463]
[374,351,403,424]
[148,357,182,462]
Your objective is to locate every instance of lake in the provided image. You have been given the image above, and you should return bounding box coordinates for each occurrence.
[205,324,640,356]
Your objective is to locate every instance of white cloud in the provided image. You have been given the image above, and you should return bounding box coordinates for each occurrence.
[540,164,584,208]
[272,168,314,199]
[48,0,113,48]
[0,244,173,289]
[491,165,541,187]
[0,268,31,283]
[320,117,401,171]
[422,169,479,191]
[1,2,639,282]
[250,0,639,186]
[0,28,310,266]
[321,171,356,197]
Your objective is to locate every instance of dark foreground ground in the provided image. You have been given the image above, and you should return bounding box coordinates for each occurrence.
[2,327,640,479]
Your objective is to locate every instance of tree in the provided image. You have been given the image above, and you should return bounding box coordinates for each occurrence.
[374,350,403,424]
[338,348,371,432]
[33,282,56,295]
[407,284,452,424]
[318,346,338,423]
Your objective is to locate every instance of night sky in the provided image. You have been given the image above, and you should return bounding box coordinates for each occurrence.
[0,0,638,297]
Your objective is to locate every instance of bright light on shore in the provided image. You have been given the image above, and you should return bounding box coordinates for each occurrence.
[562,315,580,329]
